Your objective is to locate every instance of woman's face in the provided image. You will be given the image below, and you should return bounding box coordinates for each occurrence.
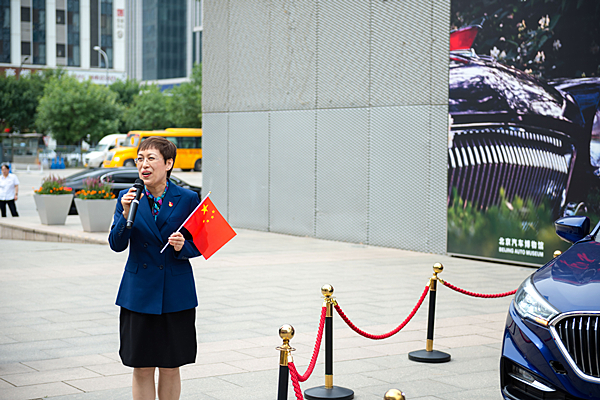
[1,166,8,177]
[136,148,173,188]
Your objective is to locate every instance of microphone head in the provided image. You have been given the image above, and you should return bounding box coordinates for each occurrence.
[133,178,144,190]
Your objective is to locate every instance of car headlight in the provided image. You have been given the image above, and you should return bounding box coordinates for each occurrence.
[114,156,120,162]
[514,277,559,326]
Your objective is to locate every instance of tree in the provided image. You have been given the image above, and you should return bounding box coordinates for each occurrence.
[166,63,202,128]
[123,85,172,131]
[109,79,141,133]
[0,69,64,132]
[36,75,121,145]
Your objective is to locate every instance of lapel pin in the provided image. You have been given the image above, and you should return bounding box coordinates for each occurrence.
[169,201,173,207]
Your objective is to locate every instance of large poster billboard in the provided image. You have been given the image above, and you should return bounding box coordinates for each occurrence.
[447,1,600,265]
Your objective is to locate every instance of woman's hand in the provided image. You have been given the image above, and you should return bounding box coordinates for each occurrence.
[121,187,143,218]
[168,232,185,252]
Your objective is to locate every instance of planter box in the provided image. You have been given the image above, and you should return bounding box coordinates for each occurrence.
[34,194,73,225]
[75,198,118,232]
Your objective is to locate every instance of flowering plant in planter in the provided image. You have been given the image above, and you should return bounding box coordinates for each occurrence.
[75,177,115,200]
[35,175,73,195]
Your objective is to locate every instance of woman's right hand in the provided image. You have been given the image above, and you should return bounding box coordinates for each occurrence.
[121,187,143,218]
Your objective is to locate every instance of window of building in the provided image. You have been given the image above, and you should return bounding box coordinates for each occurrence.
[21,6,30,22]
[0,1,10,63]
[56,9,65,24]
[67,0,80,66]
[21,41,31,55]
[32,0,46,65]
[56,43,65,57]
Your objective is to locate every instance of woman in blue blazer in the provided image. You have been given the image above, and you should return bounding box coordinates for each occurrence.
[109,136,201,400]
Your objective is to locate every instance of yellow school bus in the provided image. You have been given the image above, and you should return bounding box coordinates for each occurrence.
[103,128,202,171]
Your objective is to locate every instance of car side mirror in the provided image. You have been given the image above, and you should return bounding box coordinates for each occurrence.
[555,216,590,243]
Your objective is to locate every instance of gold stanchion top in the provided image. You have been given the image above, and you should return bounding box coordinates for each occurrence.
[384,389,406,400]
[433,262,444,274]
[553,250,562,258]
[279,324,295,341]
[321,284,334,297]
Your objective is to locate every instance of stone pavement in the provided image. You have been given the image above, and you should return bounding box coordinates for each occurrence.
[0,168,537,399]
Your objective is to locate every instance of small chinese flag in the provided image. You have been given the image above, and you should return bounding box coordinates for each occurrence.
[183,196,236,259]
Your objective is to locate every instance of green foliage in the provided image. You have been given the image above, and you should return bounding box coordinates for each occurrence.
[34,175,73,195]
[36,75,121,145]
[451,0,600,78]
[166,65,202,128]
[122,85,172,131]
[0,69,64,132]
[447,188,570,263]
[109,79,141,133]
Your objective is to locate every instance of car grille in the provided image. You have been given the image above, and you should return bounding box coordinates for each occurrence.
[552,314,600,381]
[448,124,575,216]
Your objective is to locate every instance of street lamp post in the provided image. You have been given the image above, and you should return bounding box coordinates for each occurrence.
[93,46,109,87]
[18,56,30,79]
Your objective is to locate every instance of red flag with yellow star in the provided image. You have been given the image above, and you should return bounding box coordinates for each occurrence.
[182,196,236,259]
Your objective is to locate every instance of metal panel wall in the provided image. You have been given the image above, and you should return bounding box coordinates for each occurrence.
[369,105,431,252]
[228,112,270,230]
[269,1,317,111]
[228,0,270,112]
[201,113,229,218]
[203,0,451,255]
[316,108,368,243]
[427,105,449,254]
[202,0,229,113]
[269,110,316,236]
[316,0,370,109]
[370,0,434,107]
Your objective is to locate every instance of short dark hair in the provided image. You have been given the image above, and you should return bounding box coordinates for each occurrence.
[138,136,177,177]
[1,163,9,171]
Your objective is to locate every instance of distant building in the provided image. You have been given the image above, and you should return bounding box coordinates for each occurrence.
[125,0,202,89]
[0,0,126,84]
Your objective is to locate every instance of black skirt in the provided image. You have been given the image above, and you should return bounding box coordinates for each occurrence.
[119,307,197,368]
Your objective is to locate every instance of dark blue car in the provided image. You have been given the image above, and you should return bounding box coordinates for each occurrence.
[501,216,600,399]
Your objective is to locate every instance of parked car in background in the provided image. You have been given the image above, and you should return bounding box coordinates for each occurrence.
[501,215,600,399]
[64,168,202,215]
[84,134,127,168]
[103,128,202,171]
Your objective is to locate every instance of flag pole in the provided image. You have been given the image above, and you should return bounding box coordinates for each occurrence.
[160,191,211,253]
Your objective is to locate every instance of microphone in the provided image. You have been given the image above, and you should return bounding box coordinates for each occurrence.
[126,179,145,229]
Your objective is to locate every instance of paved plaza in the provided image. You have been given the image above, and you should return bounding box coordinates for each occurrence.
[0,169,537,399]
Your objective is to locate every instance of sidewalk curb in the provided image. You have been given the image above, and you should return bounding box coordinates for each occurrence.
[0,220,107,245]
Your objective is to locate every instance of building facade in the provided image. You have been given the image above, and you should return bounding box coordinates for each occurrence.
[0,0,126,83]
[202,0,449,255]
[125,0,202,88]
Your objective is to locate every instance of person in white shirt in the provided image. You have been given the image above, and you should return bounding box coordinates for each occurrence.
[0,163,19,217]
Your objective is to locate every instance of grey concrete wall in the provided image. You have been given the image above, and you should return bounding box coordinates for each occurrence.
[202,0,450,254]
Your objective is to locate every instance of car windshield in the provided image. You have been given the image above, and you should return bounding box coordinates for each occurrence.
[92,144,108,152]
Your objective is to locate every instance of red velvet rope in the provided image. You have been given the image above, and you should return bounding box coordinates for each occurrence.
[293,306,327,382]
[441,280,516,298]
[334,285,430,340]
[288,362,305,400]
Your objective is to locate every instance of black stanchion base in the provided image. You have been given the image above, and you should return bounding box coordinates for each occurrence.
[408,349,451,363]
[304,386,354,400]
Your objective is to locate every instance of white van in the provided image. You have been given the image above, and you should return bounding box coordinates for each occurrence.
[84,134,127,168]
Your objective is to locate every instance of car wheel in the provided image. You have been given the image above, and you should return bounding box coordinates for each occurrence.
[98,162,104,168]
[194,159,202,171]
[123,159,135,167]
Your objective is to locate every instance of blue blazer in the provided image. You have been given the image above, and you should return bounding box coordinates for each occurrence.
[109,183,201,315]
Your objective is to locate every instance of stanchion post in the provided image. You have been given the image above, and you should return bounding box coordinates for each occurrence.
[408,263,451,363]
[384,389,406,400]
[277,324,295,400]
[304,285,354,400]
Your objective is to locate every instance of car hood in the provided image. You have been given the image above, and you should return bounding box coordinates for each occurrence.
[532,240,600,312]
